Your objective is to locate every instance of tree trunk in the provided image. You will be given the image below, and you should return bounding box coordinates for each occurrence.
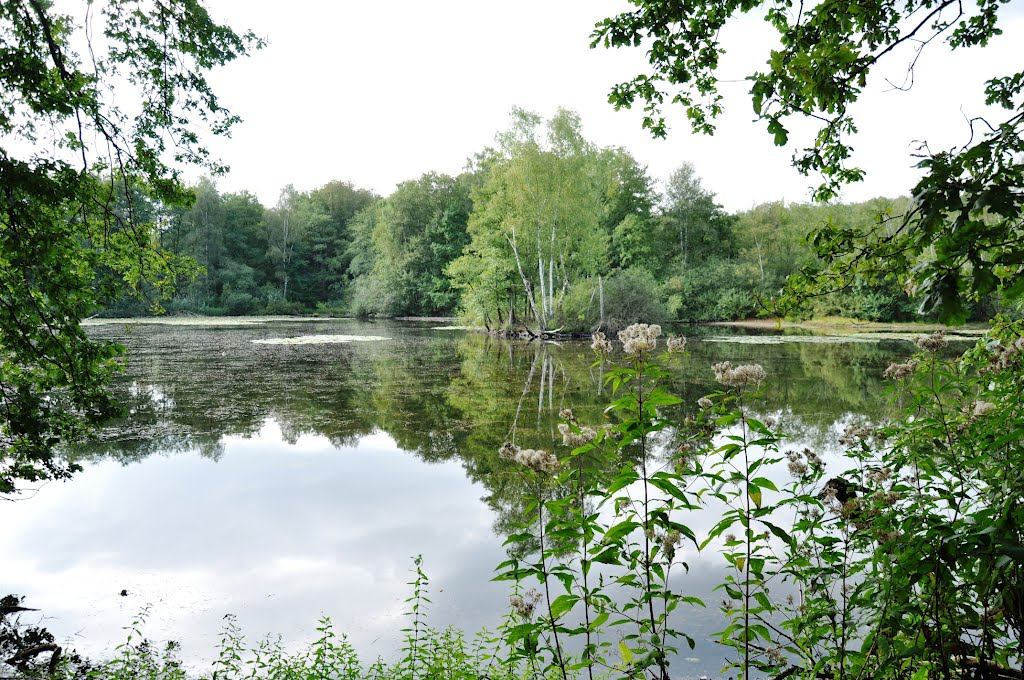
[537,227,548,324]
[507,229,544,332]
[548,225,556,320]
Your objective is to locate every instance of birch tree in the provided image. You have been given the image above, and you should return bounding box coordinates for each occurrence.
[455,109,608,333]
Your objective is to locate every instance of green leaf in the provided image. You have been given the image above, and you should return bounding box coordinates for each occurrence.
[748,487,763,508]
[549,594,579,620]
[604,520,641,544]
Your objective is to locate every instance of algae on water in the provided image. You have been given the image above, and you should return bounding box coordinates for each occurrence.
[252,335,391,345]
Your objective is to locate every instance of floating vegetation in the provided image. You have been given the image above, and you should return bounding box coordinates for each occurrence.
[85,317,261,327]
[252,334,390,345]
[702,335,879,345]
[847,332,977,342]
[702,332,978,345]
[83,316,345,327]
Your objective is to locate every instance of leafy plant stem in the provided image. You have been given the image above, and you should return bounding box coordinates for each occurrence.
[741,401,752,680]
[576,456,596,680]
[537,498,569,680]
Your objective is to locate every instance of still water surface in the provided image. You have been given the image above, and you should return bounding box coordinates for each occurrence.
[2,318,935,677]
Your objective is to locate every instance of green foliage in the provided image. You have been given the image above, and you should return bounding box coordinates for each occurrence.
[593,0,1023,321]
[363,173,472,316]
[556,269,667,334]
[663,259,756,322]
[496,327,697,680]
[0,0,259,494]
[493,322,1024,680]
[452,109,619,332]
[146,178,380,316]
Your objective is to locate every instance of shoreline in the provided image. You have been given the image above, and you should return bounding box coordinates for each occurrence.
[701,318,990,334]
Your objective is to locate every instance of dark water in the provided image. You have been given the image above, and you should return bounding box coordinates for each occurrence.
[1,318,938,677]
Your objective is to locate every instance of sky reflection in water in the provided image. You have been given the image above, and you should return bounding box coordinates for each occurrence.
[1,319,920,677]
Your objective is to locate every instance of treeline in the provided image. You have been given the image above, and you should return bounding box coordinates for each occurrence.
[105,108,993,325]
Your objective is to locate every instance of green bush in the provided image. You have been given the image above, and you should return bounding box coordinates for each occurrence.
[261,299,306,316]
[556,268,666,334]
[220,288,260,316]
[348,275,398,318]
[663,258,756,321]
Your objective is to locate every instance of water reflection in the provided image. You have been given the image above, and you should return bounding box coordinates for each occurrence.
[3,319,919,677]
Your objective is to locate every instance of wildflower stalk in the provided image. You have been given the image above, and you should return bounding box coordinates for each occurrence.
[634,358,664,677]
[535,497,569,680]
[401,555,430,680]
[741,397,752,680]
[575,453,596,680]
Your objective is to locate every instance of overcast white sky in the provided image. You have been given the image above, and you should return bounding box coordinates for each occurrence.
[196,0,1024,213]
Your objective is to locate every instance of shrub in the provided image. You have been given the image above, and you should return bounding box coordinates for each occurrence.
[261,299,306,316]
[556,268,667,334]
[348,275,394,318]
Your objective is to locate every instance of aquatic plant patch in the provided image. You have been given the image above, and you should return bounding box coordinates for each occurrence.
[251,335,391,345]
[83,316,347,327]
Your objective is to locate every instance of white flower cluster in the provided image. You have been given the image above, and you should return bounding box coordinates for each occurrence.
[667,336,687,354]
[618,323,661,357]
[984,336,1024,373]
[838,422,875,447]
[883,359,918,380]
[915,332,948,352]
[498,443,560,474]
[962,399,997,421]
[591,331,613,357]
[558,422,597,448]
[712,361,767,387]
[866,467,893,484]
[661,529,681,551]
[785,448,823,479]
[509,588,542,619]
[697,397,713,410]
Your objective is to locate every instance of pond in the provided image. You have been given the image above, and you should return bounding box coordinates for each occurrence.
[1,318,955,678]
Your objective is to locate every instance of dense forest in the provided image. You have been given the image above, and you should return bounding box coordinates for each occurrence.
[104,108,997,328]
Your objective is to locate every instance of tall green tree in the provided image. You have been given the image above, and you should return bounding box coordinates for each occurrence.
[301,180,378,304]
[660,162,733,274]
[219,190,269,313]
[263,185,330,306]
[0,0,260,494]
[452,109,609,332]
[367,173,472,316]
[175,177,226,305]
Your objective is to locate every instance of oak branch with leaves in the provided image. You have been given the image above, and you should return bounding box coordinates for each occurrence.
[0,0,261,494]
[593,0,1023,322]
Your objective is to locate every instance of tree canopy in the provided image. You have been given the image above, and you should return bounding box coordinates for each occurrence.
[593,0,1023,321]
[0,0,260,493]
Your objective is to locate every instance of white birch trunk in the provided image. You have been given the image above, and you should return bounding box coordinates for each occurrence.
[548,225,556,319]
[506,229,544,332]
[536,228,547,325]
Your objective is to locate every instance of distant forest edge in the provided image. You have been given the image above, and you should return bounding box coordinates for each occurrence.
[103,110,1005,328]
